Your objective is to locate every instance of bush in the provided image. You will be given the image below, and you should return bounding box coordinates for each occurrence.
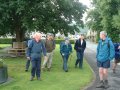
[0,61,3,68]
[0,38,12,44]
[0,58,5,68]
[55,39,75,44]
[0,38,75,44]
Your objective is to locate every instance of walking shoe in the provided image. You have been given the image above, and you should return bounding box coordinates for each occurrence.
[25,69,28,72]
[65,70,68,72]
[30,76,34,81]
[37,77,41,81]
[47,68,50,71]
[75,65,77,68]
[96,80,104,88]
[113,69,116,73]
[104,80,109,89]
[42,68,45,71]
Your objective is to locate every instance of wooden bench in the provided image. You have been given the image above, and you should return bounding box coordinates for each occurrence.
[8,42,26,56]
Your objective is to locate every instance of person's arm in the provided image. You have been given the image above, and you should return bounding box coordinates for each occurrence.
[53,40,56,50]
[69,44,72,54]
[26,40,33,59]
[41,42,47,56]
[118,44,120,49]
[60,42,64,55]
[96,42,100,59]
[74,40,77,50]
[84,40,86,50]
[109,41,115,60]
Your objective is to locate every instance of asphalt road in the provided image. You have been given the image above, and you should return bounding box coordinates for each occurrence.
[84,41,120,90]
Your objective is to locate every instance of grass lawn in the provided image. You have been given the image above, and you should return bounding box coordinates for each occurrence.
[0,44,11,48]
[0,45,93,90]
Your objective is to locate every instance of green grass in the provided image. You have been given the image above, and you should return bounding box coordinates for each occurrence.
[0,45,93,90]
[0,44,11,49]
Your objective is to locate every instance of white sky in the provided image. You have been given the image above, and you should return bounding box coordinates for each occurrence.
[79,0,92,23]
[79,0,92,8]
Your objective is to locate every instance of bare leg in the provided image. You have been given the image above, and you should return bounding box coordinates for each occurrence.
[99,67,104,81]
[112,60,117,73]
[103,68,108,80]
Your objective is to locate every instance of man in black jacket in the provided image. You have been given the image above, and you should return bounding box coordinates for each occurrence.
[74,34,86,69]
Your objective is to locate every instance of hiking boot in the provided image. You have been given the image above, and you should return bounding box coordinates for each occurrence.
[25,69,28,72]
[47,68,50,71]
[37,77,41,81]
[113,69,116,73]
[104,80,109,89]
[30,76,34,81]
[96,80,104,88]
[65,70,68,72]
[42,68,45,71]
[75,65,77,68]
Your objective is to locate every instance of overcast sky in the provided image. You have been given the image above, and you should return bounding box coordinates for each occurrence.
[79,0,91,8]
[79,0,92,23]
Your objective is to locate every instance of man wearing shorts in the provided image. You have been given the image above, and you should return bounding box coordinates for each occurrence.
[96,31,115,89]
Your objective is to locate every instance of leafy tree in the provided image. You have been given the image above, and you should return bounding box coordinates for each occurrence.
[0,0,87,41]
[86,0,120,42]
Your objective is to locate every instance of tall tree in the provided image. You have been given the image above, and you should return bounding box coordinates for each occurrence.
[86,0,120,42]
[0,0,87,42]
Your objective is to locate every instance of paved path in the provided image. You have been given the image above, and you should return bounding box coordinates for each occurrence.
[85,41,120,90]
[0,46,16,58]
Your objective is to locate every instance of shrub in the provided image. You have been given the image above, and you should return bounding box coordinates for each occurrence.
[55,39,75,44]
[0,38,12,44]
[0,58,4,68]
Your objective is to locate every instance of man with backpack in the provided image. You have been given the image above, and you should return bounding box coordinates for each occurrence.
[42,33,55,71]
[26,32,47,81]
[60,37,72,72]
[96,31,115,89]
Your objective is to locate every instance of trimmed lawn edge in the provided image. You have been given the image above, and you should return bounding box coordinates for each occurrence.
[82,59,96,90]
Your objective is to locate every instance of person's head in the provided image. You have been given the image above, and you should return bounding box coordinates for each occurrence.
[64,37,70,44]
[100,31,107,40]
[33,32,41,42]
[47,33,54,40]
[79,34,84,40]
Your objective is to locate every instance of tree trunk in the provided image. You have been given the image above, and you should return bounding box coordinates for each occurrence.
[13,14,25,42]
[15,27,25,42]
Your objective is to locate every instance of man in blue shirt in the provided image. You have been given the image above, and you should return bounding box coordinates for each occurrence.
[96,31,115,89]
[26,32,47,81]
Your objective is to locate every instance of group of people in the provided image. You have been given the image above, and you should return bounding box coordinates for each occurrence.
[26,32,86,81]
[25,31,120,89]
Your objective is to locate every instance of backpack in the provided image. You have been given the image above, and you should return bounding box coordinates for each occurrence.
[99,40,110,49]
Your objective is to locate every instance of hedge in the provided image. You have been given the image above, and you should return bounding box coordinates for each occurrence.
[55,39,75,44]
[0,38,75,44]
[0,38,12,44]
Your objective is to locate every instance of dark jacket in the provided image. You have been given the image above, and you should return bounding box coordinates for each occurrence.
[74,39,86,52]
[45,39,55,53]
[114,43,120,59]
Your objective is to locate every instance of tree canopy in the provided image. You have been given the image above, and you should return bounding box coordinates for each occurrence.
[0,0,87,41]
[86,0,120,42]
